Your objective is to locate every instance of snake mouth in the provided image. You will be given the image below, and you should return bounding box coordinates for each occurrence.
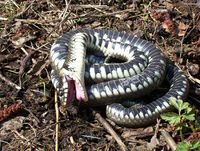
[66,76,87,104]
[67,78,75,104]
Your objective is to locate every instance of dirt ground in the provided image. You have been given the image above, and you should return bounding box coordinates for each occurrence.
[0,0,199,151]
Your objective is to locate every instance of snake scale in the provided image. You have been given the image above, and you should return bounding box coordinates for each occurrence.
[50,28,189,127]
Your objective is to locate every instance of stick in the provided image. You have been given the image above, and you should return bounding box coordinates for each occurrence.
[161,130,177,151]
[94,111,128,151]
[0,73,21,90]
[54,91,59,151]
[70,4,109,9]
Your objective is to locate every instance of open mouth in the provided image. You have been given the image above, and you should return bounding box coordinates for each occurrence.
[67,78,75,104]
[66,76,86,104]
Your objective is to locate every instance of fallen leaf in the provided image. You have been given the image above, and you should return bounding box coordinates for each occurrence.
[0,116,25,136]
[12,35,36,48]
[178,22,189,37]
[188,63,199,76]
[147,134,160,150]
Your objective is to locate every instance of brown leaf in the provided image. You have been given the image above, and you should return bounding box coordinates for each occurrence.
[187,131,200,141]
[188,63,199,76]
[151,10,177,36]
[147,134,160,150]
[0,116,25,136]
[178,22,189,37]
[122,127,154,139]
[12,35,36,48]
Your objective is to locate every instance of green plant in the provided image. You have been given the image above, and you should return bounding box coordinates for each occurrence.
[176,140,200,151]
[161,98,200,151]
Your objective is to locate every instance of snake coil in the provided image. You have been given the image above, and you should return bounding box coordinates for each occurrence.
[50,29,189,127]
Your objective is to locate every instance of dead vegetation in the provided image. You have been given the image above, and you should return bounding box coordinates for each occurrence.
[0,0,199,150]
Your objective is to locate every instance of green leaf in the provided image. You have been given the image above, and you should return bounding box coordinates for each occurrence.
[176,142,190,151]
[179,101,190,112]
[169,97,180,110]
[183,113,195,121]
[169,98,192,114]
[190,140,200,150]
[186,106,193,114]
[161,112,181,125]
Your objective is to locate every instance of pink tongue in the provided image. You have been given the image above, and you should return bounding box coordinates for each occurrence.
[75,82,85,102]
[67,79,75,104]
[67,79,85,103]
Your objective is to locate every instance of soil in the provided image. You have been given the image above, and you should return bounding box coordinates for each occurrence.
[0,0,199,151]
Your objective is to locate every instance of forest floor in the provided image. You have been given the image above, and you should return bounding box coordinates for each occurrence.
[0,0,199,151]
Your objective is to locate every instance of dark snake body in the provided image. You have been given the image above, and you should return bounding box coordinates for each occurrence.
[50,29,189,127]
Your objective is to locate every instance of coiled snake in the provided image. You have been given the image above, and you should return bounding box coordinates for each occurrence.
[50,29,189,127]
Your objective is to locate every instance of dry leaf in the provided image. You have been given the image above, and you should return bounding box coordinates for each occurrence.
[178,22,189,37]
[0,116,25,136]
[147,134,160,150]
[12,35,36,48]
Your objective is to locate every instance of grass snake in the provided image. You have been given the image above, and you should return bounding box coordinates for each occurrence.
[50,28,189,127]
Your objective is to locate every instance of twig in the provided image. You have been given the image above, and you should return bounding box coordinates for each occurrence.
[60,0,71,21]
[9,0,19,8]
[179,23,194,62]
[125,130,154,139]
[0,17,52,25]
[13,130,29,141]
[18,50,34,88]
[179,13,199,63]
[19,51,35,76]
[155,119,160,136]
[70,4,109,9]
[0,72,21,90]
[58,0,72,31]
[46,0,72,38]
[93,8,135,17]
[23,107,40,124]
[24,43,50,56]
[0,140,12,148]
[35,60,49,76]
[0,101,23,122]
[54,91,59,151]
[161,130,177,151]
[94,111,128,151]
[147,119,160,150]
